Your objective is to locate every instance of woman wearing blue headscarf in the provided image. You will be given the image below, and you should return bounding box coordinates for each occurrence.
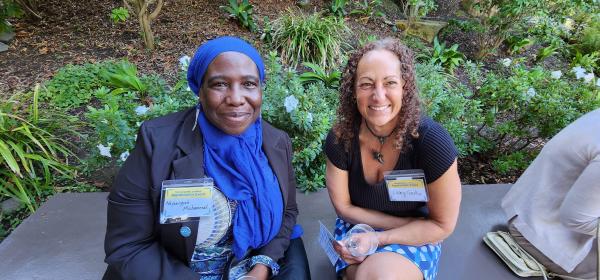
[103,36,310,280]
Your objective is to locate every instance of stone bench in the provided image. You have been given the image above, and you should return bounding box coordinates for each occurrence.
[0,184,539,280]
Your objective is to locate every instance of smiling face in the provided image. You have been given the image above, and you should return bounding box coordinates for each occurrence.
[199,51,262,135]
[355,49,404,130]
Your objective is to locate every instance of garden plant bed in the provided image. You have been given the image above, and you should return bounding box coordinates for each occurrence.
[1,0,598,243]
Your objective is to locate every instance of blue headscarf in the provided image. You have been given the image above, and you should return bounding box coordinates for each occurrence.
[188,37,283,260]
[187,36,265,95]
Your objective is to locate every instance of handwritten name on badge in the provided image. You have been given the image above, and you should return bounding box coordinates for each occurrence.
[386,178,428,202]
[161,187,213,223]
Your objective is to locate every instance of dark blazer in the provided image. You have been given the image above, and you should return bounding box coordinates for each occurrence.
[103,108,299,280]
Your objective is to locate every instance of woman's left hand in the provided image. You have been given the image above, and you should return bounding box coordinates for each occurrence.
[244,263,270,280]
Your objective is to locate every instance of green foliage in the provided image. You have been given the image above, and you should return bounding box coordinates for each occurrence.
[465,0,545,59]
[260,16,274,43]
[506,36,534,55]
[535,44,559,62]
[271,10,350,70]
[416,62,483,156]
[220,0,257,32]
[0,88,76,212]
[299,62,341,89]
[329,0,347,18]
[0,203,27,242]
[358,34,378,47]
[0,0,23,32]
[430,37,465,74]
[571,51,599,73]
[466,64,600,173]
[110,7,129,24]
[42,61,119,109]
[100,60,148,100]
[399,0,437,21]
[349,0,384,23]
[576,20,600,55]
[262,52,338,192]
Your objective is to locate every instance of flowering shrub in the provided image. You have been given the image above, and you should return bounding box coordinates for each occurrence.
[466,63,600,173]
[261,52,338,192]
[416,62,483,156]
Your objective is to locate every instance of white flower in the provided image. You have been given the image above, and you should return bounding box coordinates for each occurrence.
[179,55,191,71]
[135,105,149,116]
[501,58,512,67]
[306,112,313,123]
[562,18,575,31]
[596,78,600,88]
[571,66,587,80]
[526,87,536,99]
[551,70,562,79]
[284,95,299,113]
[583,72,595,83]
[119,151,130,161]
[97,144,112,158]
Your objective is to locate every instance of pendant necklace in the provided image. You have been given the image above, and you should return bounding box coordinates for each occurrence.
[364,121,396,164]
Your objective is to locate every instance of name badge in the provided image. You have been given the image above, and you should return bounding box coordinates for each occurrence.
[159,178,214,224]
[384,169,428,202]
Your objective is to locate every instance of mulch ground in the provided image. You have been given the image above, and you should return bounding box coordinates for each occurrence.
[0,0,517,185]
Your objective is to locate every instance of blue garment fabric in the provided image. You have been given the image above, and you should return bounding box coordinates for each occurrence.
[197,108,284,260]
[187,36,265,96]
[334,218,442,280]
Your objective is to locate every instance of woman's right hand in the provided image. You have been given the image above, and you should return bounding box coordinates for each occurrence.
[332,240,366,265]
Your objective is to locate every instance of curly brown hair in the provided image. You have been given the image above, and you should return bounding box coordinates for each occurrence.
[333,37,421,152]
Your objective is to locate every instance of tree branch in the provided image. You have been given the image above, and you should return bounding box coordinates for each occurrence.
[149,0,164,21]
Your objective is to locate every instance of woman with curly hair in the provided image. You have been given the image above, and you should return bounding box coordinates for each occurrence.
[324,38,461,280]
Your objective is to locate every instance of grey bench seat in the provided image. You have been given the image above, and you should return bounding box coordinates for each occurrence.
[0,185,537,280]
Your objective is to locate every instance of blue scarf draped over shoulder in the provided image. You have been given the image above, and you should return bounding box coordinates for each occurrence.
[197,108,283,259]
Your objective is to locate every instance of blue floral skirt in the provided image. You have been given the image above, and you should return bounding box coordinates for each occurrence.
[334,218,442,280]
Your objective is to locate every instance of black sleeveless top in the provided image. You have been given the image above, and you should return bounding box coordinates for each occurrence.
[324,116,458,217]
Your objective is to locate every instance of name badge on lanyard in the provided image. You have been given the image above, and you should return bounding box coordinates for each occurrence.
[159,178,214,224]
[384,169,428,202]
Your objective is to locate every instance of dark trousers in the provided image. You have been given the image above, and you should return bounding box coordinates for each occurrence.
[273,238,311,280]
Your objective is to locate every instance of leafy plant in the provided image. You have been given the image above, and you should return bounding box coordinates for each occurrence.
[463,0,545,59]
[260,16,274,43]
[271,10,350,70]
[358,34,378,47]
[0,0,23,32]
[329,0,347,18]
[416,62,483,156]
[42,61,118,109]
[100,60,149,102]
[576,20,600,55]
[262,52,338,192]
[506,36,533,55]
[571,51,599,73]
[465,64,600,174]
[349,0,384,23]
[430,37,465,74]
[299,62,341,89]
[0,87,76,212]
[220,0,257,32]
[399,0,437,23]
[535,44,559,62]
[110,7,129,24]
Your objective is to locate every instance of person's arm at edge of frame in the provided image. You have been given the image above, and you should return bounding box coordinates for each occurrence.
[558,155,600,236]
[325,159,461,246]
[104,123,199,280]
[251,133,299,277]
